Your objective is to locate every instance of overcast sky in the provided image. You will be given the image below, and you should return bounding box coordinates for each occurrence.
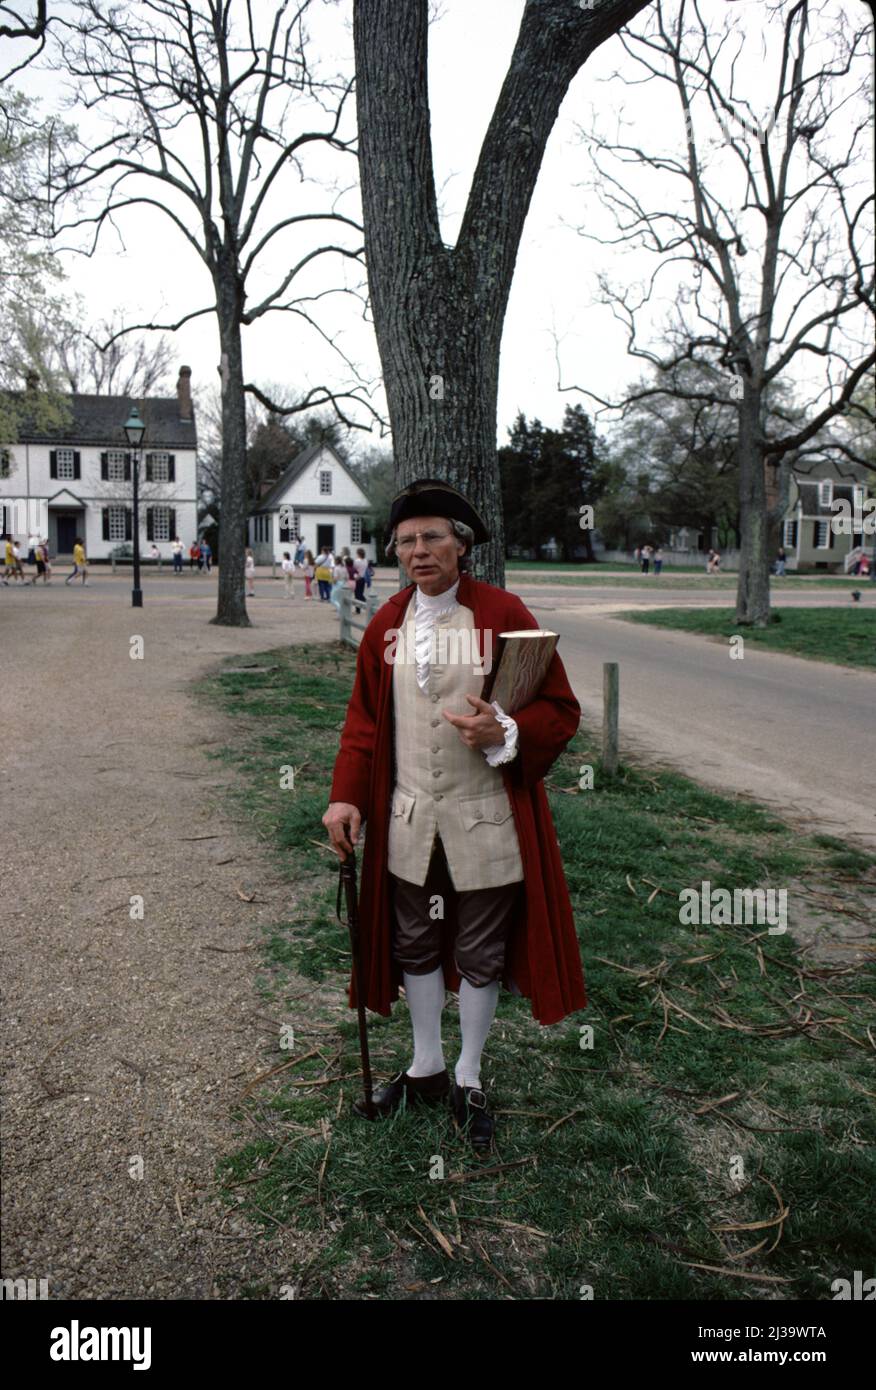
[5,0,872,458]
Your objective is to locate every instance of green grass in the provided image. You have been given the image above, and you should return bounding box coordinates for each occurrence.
[618,606,875,669]
[504,569,864,590]
[505,559,710,573]
[197,643,875,1300]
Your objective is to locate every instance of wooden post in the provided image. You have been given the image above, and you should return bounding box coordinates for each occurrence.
[602,662,619,775]
[339,588,351,646]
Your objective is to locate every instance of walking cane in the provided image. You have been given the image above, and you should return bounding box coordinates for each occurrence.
[335,848,376,1120]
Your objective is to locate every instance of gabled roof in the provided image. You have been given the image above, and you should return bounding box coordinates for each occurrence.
[4,391,197,449]
[253,441,371,512]
[47,488,87,508]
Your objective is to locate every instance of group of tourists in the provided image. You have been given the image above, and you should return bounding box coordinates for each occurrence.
[245,538,374,607]
[2,532,89,586]
[178,538,212,572]
[634,544,664,575]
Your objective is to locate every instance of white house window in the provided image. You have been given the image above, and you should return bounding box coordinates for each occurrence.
[56,447,75,480]
[108,506,127,541]
[107,449,127,481]
[783,520,798,548]
[148,452,170,482]
[150,506,171,541]
[814,520,830,548]
[319,470,332,495]
[278,509,297,542]
[351,515,362,544]
[818,480,833,507]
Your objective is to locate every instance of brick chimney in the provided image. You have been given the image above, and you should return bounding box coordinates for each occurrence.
[177,365,193,422]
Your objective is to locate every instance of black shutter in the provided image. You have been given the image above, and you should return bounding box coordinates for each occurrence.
[146,508,154,542]
[73,451,81,479]
[100,452,108,480]
[168,508,176,539]
[125,508,132,540]
[50,450,58,479]
[124,452,132,482]
[102,508,110,541]
[167,454,175,482]
[145,453,152,483]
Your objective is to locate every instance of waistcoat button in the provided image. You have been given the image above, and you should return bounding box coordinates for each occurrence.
[431,745,439,753]
[431,719,440,727]
[432,769,441,777]
[473,809,483,819]
[494,812,502,821]
[434,793,443,801]
[431,695,440,703]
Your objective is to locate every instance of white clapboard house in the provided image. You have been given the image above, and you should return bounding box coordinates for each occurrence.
[248,441,376,563]
[0,367,198,559]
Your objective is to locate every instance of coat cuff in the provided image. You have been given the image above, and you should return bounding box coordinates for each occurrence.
[484,700,519,766]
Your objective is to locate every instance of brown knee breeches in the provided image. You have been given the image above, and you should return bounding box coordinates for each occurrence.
[390,835,523,987]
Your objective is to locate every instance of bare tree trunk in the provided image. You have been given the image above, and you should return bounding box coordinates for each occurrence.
[735,388,770,626]
[212,283,249,627]
[354,0,650,588]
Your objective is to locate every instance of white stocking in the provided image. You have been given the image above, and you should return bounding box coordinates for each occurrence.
[403,967,446,1077]
[455,979,499,1089]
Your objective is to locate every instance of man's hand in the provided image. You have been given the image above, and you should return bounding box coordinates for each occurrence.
[322,802,362,860]
[442,695,505,751]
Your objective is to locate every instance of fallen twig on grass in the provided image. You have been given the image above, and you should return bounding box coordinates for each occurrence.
[417,1205,455,1259]
[674,1260,790,1285]
[317,1118,332,1211]
[543,1106,588,1137]
[239,1048,321,1098]
[473,1239,515,1293]
[445,1157,536,1183]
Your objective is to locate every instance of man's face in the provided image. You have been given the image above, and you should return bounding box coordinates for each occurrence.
[395,513,466,596]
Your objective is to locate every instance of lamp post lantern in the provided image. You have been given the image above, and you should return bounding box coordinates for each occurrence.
[124,405,145,608]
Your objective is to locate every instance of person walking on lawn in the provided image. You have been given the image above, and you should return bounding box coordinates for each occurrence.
[322,479,586,1153]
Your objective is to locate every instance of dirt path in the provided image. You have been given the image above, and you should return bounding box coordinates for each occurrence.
[1,580,339,1299]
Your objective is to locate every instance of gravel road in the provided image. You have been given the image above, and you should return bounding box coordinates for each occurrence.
[1,580,341,1299]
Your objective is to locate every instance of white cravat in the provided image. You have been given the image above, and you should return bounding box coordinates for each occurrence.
[413,579,519,766]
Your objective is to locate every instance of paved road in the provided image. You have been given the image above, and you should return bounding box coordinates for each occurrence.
[517,594,876,849]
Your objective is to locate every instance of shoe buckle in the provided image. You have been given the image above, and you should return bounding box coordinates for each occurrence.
[467,1088,487,1109]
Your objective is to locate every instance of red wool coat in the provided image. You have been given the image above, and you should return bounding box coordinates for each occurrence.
[329,571,587,1026]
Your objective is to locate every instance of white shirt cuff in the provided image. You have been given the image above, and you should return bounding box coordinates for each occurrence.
[484,700,519,765]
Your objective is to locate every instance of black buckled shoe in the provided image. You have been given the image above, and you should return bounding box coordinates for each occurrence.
[449,1080,494,1153]
[353,1068,450,1119]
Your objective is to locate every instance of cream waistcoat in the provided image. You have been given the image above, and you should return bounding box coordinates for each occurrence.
[388,604,524,890]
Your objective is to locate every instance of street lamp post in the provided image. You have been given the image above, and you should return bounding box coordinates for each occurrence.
[124,405,145,608]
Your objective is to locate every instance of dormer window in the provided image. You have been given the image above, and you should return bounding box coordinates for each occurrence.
[818,480,833,507]
[319,469,332,495]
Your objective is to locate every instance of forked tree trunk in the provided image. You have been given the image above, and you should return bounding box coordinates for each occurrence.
[353,0,651,587]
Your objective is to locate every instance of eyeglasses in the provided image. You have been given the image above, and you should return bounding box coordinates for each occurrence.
[395,529,454,553]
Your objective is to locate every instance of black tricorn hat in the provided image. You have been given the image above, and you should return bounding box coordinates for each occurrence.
[384,477,491,547]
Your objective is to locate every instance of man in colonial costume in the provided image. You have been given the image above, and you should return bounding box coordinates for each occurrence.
[323,479,586,1151]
